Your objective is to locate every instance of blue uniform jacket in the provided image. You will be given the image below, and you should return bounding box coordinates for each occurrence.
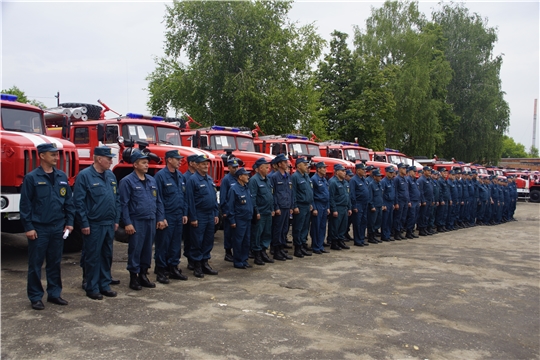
[220,173,237,216]
[417,175,433,203]
[154,167,188,216]
[311,173,329,208]
[408,176,421,203]
[269,170,293,210]
[248,173,273,216]
[186,171,219,221]
[20,167,75,231]
[432,178,440,202]
[350,174,371,208]
[447,179,458,203]
[329,176,351,212]
[119,171,164,225]
[73,165,120,228]
[478,183,489,201]
[292,171,314,208]
[393,175,410,203]
[438,177,449,202]
[367,180,383,209]
[227,182,255,225]
[380,176,396,204]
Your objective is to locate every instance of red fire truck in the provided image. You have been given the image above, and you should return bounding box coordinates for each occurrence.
[1,94,81,251]
[372,149,423,171]
[252,133,355,178]
[318,140,397,176]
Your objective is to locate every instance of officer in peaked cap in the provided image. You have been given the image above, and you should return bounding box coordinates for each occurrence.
[310,162,330,254]
[249,157,273,265]
[153,150,189,284]
[74,145,120,300]
[366,169,384,244]
[417,165,434,236]
[392,163,410,240]
[182,153,200,269]
[350,160,371,246]
[269,152,293,261]
[221,158,241,263]
[436,167,450,232]
[20,143,75,310]
[328,163,352,250]
[405,165,420,239]
[380,165,397,242]
[291,157,314,257]
[118,149,166,291]
[446,169,459,230]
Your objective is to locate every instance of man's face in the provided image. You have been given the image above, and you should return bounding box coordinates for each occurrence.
[296,162,308,174]
[198,161,209,175]
[374,175,382,183]
[237,173,249,185]
[228,166,238,175]
[399,167,407,176]
[278,160,288,172]
[168,157,180,170]
[258,163,270,177]
[97,155,113,171]
[317,166,327,177]
[424,170,431,177]
[134,159,149,173]
[356,168,366,177]
[335,169,346,180]
[40,151,58,167]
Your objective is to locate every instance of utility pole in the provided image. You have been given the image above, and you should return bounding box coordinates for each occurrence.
[55,91,60,107]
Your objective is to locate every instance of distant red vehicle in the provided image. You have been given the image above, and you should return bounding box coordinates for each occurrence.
[371,148,423,171]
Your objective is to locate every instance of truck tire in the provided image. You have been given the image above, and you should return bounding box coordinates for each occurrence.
[529,189,540,203]
[59,103,102,120]
[63,226,83,253]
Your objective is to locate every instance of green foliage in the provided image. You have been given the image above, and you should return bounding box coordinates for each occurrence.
[433,2,510,163]
[528,145,539,158]
[501,135,528,158]
[1,85,46,108]
[147,0,324,135]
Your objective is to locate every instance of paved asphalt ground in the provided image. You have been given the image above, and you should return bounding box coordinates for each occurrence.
[1,202,539,359]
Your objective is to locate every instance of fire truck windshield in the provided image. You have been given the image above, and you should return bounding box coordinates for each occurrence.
[157,127,182,145]
[344,149,369,162]
[122,124,157,143]
[211,135,255,151]
[1,107,44,134]
[307,144,321,156]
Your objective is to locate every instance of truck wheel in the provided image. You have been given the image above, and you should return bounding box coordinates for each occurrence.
[63,226,83,253]
[59,103,102,120]
[529,189,540,203]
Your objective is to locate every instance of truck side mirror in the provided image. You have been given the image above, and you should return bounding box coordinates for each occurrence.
[97,124,105,142]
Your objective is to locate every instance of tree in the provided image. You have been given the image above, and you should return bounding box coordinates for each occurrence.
[1,85,46,108]
[146,0,324,135]
[353,0,452,156]
[500,135,528,158]
[433,2,510,163]
[528,145,539,158]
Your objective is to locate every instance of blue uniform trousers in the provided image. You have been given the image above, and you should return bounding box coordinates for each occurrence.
[223,217,232,251]
[272,209,290,247]
[460,201,468,222]
[292,204,311,246]
[232,219,251,268]
[155,212,184,268]
[329,205,348,242]
[368,207,382,234]
[483,202,492,223]
[496,203,503,223]
[406,202,420,231]
[182,223,192,260]
[436,202,447,227]
[251,214,272,251]
[190,211,215,261]
[428,204,436,228]
[393,202,408,232]
[27,223,64,302]
[127,218,155,273]
[477,201,486,223]
[310,203,328,251]
[468,199,476,223]
[381,202,394,239]
[353,203,368,245]
[83,222,114,294]
[446,204,456,229]
[418,203,430,228]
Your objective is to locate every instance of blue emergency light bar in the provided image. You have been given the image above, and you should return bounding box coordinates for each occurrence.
[341,141,359,146]
[385,148,401,153]
[126,113,164,121]
[285,134,308,140]
[211,125,240,132]
[1,94,18,101]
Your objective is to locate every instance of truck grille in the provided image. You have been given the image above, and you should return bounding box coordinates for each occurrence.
[24,149,38,175]
[209,158,224,186]
[24,149,76,178]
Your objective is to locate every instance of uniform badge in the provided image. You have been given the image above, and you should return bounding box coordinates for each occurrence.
[60,187,66,197]
[153,190,157,197]
[113,186,116,194]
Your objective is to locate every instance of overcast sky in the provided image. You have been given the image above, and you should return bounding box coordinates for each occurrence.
[2,1,539,151]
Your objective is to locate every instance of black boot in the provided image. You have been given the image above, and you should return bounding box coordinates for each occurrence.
[139,269,156,288]
[169,265,188,281]
[81,267,87,290]
[224,249,234,262]
[254,250,265,266]
[269,246,274,255]
[260,249,274,263]
[187,258,195,270]
[281,246,293,260]
[155,267,170,284]
[294,245,305,257]
[411,230,419,238]
[273,245,286,261]
[301,244,312,256]
[193,261,204,278]
[129,272,142,291]
[248,250,254,259]
[330,240,342,250]
[419,228,428,236]
[202,260,218,275]
[338,240,350,249]
[367,233,377,244]
[405,231,414,239]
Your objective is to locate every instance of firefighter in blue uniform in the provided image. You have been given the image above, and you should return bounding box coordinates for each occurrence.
[228,168,257,269]
[446,170,459,230]
[417,166,433,236]
[20,143,75,310]
[220,158,240,262]
[367,169,384,244]
[429,170,440,233]
[310,162,330,254]
[489,176,499,224]
[154,150,189,284]
[269,154,293,261]
[460,171,470,227]
[380,166,397,242]
[328,164,352,250]
[249,157,274,265]
[119,150,166,290]
[350,163,371,246]
[477,175,489,225]
[186,155,220,278]
[405,166,420,239]
[393,163,410,240]
[469,171,479,226]
[436,168,449,232]
[455,170,465,228]
[291,157,314,258]
[183,154,199,270]
[344,169,355,241]
[74,146,120,300]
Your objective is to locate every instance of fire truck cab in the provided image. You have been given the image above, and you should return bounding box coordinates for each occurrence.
[372,149,423,171]
[1,94,80,250]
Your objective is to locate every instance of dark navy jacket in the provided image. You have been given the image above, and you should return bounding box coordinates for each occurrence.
[393,174,410,204]
[248,173,273,216]
[269,170,292,210]
[219,173,237,216]
[380,176,396,205]
[417,175,433,203]
[311,172,329,209]
[367,180,383,209]
[227,182,255,225]
[186,171,219,220]
[119,171,164,224]
[292,171,314,208]
[329,176,351,212]
[350,174,371,208]
[154,167,188,216]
